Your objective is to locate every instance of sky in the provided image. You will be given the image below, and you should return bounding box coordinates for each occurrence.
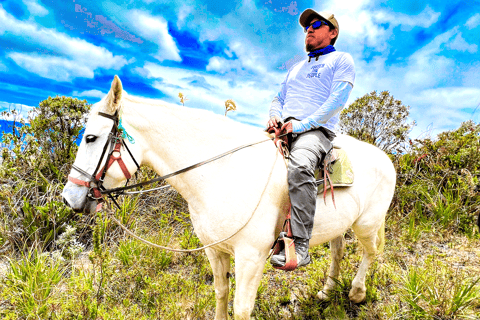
[0,0,479,139]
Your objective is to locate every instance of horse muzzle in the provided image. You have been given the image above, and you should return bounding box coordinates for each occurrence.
[62,183,99,214]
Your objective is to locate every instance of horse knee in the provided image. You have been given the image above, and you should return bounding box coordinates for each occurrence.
[215,284,229,300]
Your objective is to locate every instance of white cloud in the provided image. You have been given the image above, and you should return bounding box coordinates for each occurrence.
[7,53,95,81]
[447,33,478,53]
[142,62,278,125]
[0,61,7,72]
[406,87,480,139]
[177,4,194,29]
[99,2,182,62]
[22,0,48,17]
[385,6,440,31]
[206,56,242,74]
[0,6,127,81]
[322,1,440,50]
[466,13,480,29]
[127,10,181,62]
[72,89,107,99]
[0,101,35,121]
[407,87,480,109]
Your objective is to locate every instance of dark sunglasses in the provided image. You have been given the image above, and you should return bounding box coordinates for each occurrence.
[304,20,329,33]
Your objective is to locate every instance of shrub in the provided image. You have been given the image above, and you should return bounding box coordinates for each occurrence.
[392,121,480,234]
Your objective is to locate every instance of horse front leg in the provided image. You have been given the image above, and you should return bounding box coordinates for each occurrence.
[317,235,345,300]
[233,249,268,320]
[205,248,231,320]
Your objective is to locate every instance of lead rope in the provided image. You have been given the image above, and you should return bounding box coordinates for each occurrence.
[106,150,279,253]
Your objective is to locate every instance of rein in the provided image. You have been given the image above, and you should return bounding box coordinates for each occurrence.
[69,110,285,252]
[71,111,285,199]
[108,151,278,253]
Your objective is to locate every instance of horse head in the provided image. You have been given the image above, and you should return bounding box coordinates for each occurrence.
[62,75,140,213]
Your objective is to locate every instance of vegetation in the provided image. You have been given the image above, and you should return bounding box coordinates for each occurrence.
[339,90,415,154]
[178,93,188,106]
[0,94,479,319]
[224,99,237,117]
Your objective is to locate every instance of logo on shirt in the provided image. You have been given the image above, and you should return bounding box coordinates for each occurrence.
[306,64,325,78]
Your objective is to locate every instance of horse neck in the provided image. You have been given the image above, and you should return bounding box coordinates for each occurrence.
[121,96,261,198]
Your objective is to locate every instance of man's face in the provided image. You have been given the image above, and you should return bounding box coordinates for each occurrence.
[305,18,338,52]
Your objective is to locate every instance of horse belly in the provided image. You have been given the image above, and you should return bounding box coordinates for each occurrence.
[309,188,358,247]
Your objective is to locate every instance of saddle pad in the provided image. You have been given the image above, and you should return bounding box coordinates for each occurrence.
[316,148,354,191]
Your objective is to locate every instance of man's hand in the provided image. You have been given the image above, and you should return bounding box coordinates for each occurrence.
[266,115,283,131]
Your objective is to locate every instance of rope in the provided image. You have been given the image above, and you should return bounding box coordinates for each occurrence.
[108,151,279,253]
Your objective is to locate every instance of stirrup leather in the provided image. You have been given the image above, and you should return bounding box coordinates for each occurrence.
[271,206,298,271]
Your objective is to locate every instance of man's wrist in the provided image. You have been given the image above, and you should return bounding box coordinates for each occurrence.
[291,120,305,133]
[270,112,282,120]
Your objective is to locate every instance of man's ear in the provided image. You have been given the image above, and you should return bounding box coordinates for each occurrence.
[331,28,339,40]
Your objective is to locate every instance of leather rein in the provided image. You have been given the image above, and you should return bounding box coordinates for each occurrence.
[69,111,279,212]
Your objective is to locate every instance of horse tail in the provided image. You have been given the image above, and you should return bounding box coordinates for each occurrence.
[376,218,385,254]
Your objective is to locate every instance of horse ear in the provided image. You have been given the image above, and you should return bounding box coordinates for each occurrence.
[105,75,123,113]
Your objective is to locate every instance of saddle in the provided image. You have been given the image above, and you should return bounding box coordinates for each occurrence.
[315,147,354,192]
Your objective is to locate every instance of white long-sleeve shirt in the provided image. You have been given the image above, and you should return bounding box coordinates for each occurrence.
[270,51,355,133]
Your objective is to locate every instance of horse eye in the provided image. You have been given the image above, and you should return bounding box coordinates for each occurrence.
[85,135,97,143]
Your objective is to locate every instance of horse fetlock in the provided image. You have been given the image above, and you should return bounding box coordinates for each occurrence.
[233,309,254,320]
[214,310,228,320]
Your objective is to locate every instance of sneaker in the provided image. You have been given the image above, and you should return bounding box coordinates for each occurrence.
[270,237,311,268]
[294,238,311,267]
[270,249,286,267]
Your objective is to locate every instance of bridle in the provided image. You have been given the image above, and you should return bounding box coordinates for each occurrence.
[68,111,140,210]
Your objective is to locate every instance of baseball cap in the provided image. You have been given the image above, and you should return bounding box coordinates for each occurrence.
[299,9,339,45]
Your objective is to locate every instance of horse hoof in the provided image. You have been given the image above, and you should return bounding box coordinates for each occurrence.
[348,286,366,303]
[316,290,329,301]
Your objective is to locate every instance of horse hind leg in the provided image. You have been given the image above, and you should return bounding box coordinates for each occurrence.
[349,218,385,303]
[205,248,231,320]
[317,235,345,300]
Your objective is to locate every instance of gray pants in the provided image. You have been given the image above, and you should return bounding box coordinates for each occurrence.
[288,129,333,239]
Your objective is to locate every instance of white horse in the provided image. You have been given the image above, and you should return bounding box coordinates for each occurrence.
[62,76,396,319]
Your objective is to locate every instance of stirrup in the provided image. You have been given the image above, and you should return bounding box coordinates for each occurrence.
[270,207,298,271]
[271,232,297,271]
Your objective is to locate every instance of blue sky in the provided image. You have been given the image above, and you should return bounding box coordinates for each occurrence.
[0,0,479,138]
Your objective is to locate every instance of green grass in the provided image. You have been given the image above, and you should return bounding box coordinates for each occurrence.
[1,189,480,319]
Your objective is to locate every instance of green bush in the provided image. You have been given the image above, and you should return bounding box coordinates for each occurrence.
[0,96,91,253]
[392,121,480,234]
[1,96,90,182]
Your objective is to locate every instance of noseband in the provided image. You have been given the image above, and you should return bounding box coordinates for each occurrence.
[68,111,139,208]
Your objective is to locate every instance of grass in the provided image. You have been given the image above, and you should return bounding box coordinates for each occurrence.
[1,200,480,319]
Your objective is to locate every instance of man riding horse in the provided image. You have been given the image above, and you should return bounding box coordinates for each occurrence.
[268,9,355,268]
